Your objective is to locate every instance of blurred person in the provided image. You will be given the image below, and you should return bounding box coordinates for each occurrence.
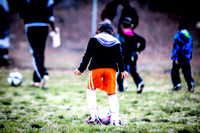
[171,17,195,92]
[115,17,146,93]
[18,0,57,89]
[74,23,128,126]
[101,0,138,32]
[0,0,11,67]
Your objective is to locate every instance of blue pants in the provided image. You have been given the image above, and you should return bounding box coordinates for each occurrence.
[25,26,49,82]
[171,61,194,88]
[117,55,143,92]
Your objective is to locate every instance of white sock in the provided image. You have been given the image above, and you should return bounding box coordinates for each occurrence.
[108,94,119,122]
[87,89,97,119]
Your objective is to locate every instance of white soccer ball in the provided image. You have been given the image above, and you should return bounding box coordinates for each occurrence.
[7,72,23,86]
[98,109,111,125]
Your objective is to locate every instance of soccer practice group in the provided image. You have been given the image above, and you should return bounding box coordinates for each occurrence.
[0,0,195,126]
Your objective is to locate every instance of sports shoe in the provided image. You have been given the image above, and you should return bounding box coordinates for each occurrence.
[172,83,181,91]
[41,75,49,90]
[98,113,111,125]
[112,120,124,126]
[31,81,40,87]
[188,82,195,92]
[137,81,144,94]
[86,115,101,124]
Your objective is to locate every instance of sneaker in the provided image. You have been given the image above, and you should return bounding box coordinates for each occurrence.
[172,83,181,91]
[188,83,195,92]
[137,81,144,94]
[31,81,40,87]
[41,75,49,90]
[112,120,124,126]
[86,115,101,124]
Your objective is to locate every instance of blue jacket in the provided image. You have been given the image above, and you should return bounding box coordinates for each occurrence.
[171,29,193,63]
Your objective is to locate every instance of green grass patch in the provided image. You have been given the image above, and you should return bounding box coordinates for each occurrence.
[0,69,199,132]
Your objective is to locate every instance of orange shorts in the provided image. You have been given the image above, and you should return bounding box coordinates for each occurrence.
[87,68,117,95]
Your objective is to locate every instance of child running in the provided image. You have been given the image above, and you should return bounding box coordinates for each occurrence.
[115,17,146,93]
[74,22,128,126]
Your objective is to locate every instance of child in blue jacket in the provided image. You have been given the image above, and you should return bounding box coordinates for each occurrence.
[171,17,195,92]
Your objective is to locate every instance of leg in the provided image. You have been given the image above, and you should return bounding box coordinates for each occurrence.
[171,61,181,90]
[116,72,126,92]
[25,26,49,81]
[129,56,144,93]
[0,37,10,66]
[0,48,9,66]
[108,94,119,122]
[181,62,195,92]
[86,89,98,120]
[86,70,101,124]
[103,68,123,126]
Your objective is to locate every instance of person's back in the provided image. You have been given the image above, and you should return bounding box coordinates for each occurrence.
[74,23,128,126]
[85,33,124,72]
[78,23,124,73]
[18,0,53,23]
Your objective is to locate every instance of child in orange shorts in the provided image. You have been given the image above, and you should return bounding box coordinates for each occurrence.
[74,22,128,126]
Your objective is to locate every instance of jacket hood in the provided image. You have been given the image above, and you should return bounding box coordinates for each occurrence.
[94,33,120,47]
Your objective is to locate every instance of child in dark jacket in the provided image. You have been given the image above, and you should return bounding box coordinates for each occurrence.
[171,17,195,92]
[74,22,128,126]
[115,17,146,93]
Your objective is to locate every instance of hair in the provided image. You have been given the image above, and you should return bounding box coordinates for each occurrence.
[122,17,133,28]
[117,0,130,6]
[96,22,114,35]
[178,17,189,30]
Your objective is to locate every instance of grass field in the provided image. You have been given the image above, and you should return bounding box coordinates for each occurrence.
[0,69,200,133]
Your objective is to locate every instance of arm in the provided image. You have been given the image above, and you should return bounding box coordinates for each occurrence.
[47,2,57,32]
[115,44,128,79]
[171,35,180,63]
[135,33,146,53]
[76,38,95,73]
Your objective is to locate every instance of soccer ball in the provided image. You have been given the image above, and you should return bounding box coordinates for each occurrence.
[7,72,23,86]
[98,109,111,125]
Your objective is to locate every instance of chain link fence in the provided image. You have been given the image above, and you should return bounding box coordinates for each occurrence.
[6,0,200,72]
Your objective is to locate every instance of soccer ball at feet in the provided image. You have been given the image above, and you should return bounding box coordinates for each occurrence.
[98,109,111,125]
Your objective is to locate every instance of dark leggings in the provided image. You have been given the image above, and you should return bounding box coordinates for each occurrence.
[25,26,49,82]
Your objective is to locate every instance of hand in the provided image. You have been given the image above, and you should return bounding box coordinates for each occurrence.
[175,60,178,64]
[74,69,82,75]
[103,18,112,24]
[121,71,129,79]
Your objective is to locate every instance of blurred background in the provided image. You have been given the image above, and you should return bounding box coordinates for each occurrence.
[3,0,200,74]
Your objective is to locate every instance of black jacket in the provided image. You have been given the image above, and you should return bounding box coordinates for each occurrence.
[115,32,146,65]
[101,0,138,29]
[18,0,54,24]
[78,34,125,73]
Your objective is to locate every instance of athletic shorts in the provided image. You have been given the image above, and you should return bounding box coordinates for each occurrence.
[87,68,117,95]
